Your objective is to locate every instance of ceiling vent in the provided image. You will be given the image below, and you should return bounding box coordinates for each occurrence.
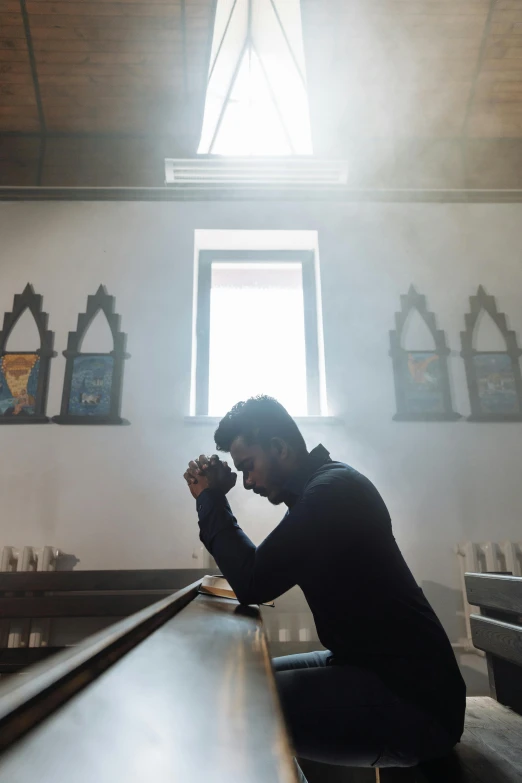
[165,158,348,189]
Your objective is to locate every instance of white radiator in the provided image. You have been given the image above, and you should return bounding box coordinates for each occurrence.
[0,545,62,649]
[455,541,522,653]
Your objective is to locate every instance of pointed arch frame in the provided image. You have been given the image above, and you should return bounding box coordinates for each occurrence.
[461,286,522,422]
[53,286,129,425]
[390,286,459,421]
[0,284,55,424]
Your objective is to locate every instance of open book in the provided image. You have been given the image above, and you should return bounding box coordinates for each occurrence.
[199,575,274,606]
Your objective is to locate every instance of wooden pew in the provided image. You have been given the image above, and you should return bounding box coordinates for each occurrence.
[0,569,208,673]
[3,570,522,782]
[0,579,298,783]
[466,572,522,716]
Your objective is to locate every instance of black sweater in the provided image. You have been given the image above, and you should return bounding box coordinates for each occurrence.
[197,444,466,740]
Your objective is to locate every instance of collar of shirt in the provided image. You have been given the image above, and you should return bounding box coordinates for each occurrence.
[283,443,332,506]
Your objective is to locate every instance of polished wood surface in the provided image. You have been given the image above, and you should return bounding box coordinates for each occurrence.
[470,614,522,668]
[0,646,65,673]
[0,567,209,593]
[0,569,211,673]
[0,593,176,618]
[0,580,201,749]
[0,591,298,783]
[466,574,522,616]
[0,569,210,619]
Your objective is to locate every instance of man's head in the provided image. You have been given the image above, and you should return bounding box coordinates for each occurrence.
[214,396,308,505]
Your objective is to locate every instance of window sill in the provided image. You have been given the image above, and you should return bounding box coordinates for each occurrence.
[184,416,341,426]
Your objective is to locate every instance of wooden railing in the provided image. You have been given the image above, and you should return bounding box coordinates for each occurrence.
[0,580,298,783]
[0,568,210,670]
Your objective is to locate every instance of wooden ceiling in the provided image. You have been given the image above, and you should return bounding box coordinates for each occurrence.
[0,0,215,134]
[1,0,522,189]
[301,0,522,141]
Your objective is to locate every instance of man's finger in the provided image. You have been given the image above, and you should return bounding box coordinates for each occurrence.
[198,454,210,472]
[189,460,203,475]
[186,463,201,481]
[183,470,197,485]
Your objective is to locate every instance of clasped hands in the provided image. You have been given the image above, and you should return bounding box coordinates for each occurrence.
[183,454,238,500]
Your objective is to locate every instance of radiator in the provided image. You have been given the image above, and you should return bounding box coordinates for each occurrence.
[0,545,62,649]
[455,541,522,654]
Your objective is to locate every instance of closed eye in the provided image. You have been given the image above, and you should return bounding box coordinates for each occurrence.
[237,459,254,474]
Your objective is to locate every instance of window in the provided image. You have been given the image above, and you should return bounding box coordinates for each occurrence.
[193,249,323,416]
[198,0,313,155]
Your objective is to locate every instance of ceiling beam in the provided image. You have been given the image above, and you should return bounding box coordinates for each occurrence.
[460,0,496,139]
[19,0,45,135]
[19,0,46,183]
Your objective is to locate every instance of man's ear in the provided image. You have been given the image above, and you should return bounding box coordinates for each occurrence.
[270,437,289,460]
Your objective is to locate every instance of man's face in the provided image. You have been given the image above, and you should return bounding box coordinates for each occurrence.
[230,435,288,505]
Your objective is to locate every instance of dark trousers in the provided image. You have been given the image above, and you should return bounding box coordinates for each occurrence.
[272,650,456,769]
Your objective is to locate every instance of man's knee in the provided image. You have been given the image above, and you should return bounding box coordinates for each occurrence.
[272,650,330,673]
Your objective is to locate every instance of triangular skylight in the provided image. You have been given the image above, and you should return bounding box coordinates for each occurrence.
[198,0,313,156]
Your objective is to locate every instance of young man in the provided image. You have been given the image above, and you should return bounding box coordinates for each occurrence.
[183,396,465,770]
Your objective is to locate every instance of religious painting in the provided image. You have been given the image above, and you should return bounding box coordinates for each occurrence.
[68,355,114,417]
[0,354,39,417]
[0,286,54,424]
[461,287,522,422]
[390,286,459,421]
[54,286,128,425]
[402,351,445,415]
[473,353,519,416]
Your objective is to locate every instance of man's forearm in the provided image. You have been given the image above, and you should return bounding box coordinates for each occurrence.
[197,488,238,550]
[197,488,259,603]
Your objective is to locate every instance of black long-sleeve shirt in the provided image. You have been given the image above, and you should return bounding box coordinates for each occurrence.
[197,444,466,739]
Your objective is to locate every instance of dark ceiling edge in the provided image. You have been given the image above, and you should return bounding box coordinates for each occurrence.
[4,132,522,143]
[1,187,522,203]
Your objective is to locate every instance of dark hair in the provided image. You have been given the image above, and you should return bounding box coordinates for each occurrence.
[214,395,307,454]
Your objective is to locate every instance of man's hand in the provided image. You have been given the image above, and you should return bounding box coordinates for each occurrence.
[183,454,237,500]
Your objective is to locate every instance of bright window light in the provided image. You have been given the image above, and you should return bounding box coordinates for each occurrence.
[208,262,308,415]
[198,0,313,155]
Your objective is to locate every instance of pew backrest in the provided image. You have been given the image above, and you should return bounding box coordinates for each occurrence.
[465,572,522,715]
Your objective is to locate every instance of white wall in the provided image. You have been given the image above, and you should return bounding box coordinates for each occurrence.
[0,200,521,649]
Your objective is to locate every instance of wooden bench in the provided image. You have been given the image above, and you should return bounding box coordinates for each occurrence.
[0,579,299,782]
[3,570,522,781]
[378,572,522,783]
[0,569,208,673]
